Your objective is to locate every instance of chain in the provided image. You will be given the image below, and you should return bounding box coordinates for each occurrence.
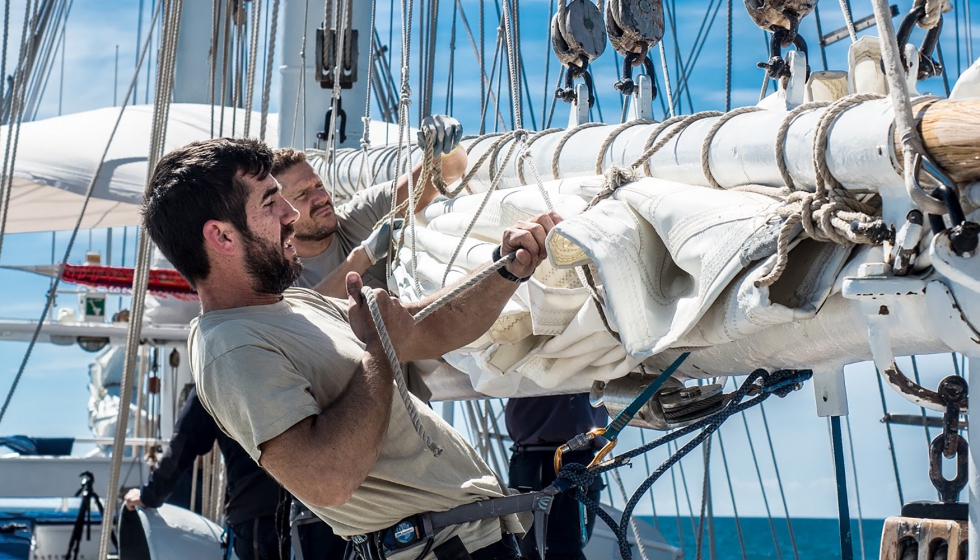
[929,375,968,503]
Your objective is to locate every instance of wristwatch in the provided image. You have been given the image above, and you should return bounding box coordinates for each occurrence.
[492,245,532,283]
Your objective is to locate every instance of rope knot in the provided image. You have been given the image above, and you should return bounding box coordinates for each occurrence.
[556,461,596,490]
[602,165,639,192]
[360,116,372,150]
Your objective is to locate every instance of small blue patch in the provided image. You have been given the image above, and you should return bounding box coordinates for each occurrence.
[394,521,416,544]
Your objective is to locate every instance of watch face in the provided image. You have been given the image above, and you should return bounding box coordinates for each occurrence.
[393,521,416,544]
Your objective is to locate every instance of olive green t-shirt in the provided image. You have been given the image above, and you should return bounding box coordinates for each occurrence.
[190,288,525,555]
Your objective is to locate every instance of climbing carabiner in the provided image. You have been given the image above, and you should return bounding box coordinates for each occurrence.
[553,427,607,474]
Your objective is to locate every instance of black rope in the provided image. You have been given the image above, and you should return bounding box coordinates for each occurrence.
[554,368,812,560]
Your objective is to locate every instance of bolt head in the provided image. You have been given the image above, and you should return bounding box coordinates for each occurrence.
[858,262,889,278]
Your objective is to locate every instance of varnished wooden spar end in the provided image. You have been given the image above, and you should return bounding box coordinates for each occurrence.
[893,99,980,186]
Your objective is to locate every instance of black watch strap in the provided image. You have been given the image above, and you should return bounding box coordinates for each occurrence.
[492,246,531,283]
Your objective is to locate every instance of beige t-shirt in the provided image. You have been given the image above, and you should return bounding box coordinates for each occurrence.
[190,288,526,555]
[294,184,391,291]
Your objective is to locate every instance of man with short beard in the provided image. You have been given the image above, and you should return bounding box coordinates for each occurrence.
[273,115,465,298]
[142,137,562,560]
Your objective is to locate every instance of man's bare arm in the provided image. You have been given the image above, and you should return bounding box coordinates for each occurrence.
[395,147,468,214]
[258,349,393,508]
[398,212,562,362]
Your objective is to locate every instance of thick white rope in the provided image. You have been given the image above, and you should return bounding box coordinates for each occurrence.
[595,119,654,175]
[838,0,859,43]
[243,0,262,137]
[870,0,947,216]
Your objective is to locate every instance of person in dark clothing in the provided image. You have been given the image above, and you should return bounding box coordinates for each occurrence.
[506,394,606,560]
[123,387,348,560]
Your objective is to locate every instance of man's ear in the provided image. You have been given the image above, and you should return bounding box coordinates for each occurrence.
[202,220,239,255]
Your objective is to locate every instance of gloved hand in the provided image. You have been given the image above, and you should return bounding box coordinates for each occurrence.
[417,115,463,157]
[361,218,404,265]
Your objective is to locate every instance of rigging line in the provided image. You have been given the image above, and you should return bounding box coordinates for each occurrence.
[693,435,711,560]
[739,410,784,560]
[518,46,537,130]
[453,0,505,133]
[22,0,65,119]
[664,0,694,112]
[725,0,731,112]
[0,0,42,263]
[289,0,311,147]
[658,42,674,118]
[672,439,700,541]
[243,0,261,136]
[499,0,521,129]
[813,3,830,72]
[843,414,867,560]
[674,0,725,106]
[664,0,684,113]
[544,66,564,128]
[828,416,854,560]
[716,431,748,560]
[954,0,961,75]
[479,0,485,132]
[209,0,220,137]
[667,441,686,556]
[952,352,962,377]
[609,459,653,560]
[259,0,277,141]
[838,0,858,43]
[541,0,555,127]
[0,0,163,430]
[28,0,73,121]
[967,0,974,80]
[444,0,457,114]
[219,0,233,136]
[758,403,801,560]
[936,40,951,97]
[135,0,145,99]
[638,430,660,531]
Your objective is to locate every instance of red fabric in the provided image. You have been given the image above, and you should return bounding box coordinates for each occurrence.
[61,264,198,300]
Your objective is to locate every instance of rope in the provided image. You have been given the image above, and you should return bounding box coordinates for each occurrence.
[440,134,523,286]
[554,369,811,560]
[243,0,261,136]
[838,0,859,42]
[552,122,605,179]
[716,432,749,560]
[98,0,177,557]
[635,111,721,175]
[694,436,711,560]
[870,0,947,216]
[844,415,867,560]
[259,0,279,141]
[739,410,786,560]
[657,42,674,118]
[775,101,831,190]
[700,107,763,189]
[595,119,653,175]
[516,127,562,185]
[874,368,906,508]
[755,94,887,289]
[0,0,163,430]
[361,286,442,456]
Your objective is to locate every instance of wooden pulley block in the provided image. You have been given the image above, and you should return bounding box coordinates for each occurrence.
[551,0,607,68]
[879,515,966,560]
[743,0,816,32]
[606,0,664,56]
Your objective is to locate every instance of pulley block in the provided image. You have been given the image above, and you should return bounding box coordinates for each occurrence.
[316,27,358,89]
[605,0,664,58]
[551,0,607,69]
[743,0,816,32]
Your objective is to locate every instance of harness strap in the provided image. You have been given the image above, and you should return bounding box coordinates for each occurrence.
[426,489,556,533]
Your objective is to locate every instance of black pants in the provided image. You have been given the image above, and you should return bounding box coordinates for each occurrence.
[231,516,348,560]
[507,447,603,560]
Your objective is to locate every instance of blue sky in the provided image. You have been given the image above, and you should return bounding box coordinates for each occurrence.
[0,0,978,522]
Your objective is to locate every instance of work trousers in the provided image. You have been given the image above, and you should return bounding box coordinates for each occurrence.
[230,515,348,560]
[507,447,603,560]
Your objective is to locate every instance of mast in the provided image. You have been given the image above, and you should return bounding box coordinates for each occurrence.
[278,0,373,149]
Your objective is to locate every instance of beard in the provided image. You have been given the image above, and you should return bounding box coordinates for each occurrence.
[243,225,303,295]
[294,202,338,242]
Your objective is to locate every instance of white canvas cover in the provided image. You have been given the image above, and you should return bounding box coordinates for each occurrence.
[392,176,850,396]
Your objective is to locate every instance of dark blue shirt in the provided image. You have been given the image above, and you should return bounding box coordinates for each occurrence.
[139,388,282,525]
[505,394,607,446]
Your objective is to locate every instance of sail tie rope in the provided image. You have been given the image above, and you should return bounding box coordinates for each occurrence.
[595,119,654,175]
[755,93,890,288]
[552,122,606,179]
[552,368,812,560]
[359,251,517,457]
[700,106,764,189]
[635,111,722,175]
[517,128,564,185]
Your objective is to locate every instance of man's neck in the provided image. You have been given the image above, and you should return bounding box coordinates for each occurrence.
[198,281,283,313]
[295,234,334,258]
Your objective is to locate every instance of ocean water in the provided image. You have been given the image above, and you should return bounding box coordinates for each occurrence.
[637,516,885,560]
